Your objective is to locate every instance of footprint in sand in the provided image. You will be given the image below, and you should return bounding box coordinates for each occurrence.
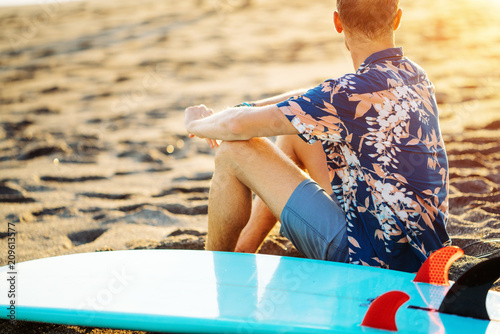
[68,228,108,246]
[17,143,69,161]
[117,202,207,217]
[107,206,179,227]
[41,176,108,183]
[0,183,35,203]
[153,186,209,198]
[451,177,498,194]
[160,203,208,216]
[32,207,76,219]
[173,172,213,182]
[78,192,132,200]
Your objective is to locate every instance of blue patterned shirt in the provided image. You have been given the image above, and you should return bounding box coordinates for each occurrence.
[277,47,451,273]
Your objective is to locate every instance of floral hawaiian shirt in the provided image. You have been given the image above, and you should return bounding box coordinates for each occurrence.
[277,47,451,273]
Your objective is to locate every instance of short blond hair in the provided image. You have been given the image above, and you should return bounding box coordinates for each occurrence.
[337,0,400,39]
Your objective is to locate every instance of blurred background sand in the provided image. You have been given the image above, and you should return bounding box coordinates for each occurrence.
[1,0,499,332]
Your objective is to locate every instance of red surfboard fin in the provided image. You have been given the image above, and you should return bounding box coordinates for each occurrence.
[413,246,464,286]
[362,291,410,332]
[438,256,500,320]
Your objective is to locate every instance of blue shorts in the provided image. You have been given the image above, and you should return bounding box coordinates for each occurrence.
[280,179,348,263]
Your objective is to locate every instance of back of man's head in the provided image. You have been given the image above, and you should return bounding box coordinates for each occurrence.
[336,0,400,40]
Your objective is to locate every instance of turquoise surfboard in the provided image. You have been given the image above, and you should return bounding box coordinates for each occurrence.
[1,248,499,333]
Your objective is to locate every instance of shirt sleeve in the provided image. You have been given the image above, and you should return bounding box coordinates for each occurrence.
[277,81,349,144]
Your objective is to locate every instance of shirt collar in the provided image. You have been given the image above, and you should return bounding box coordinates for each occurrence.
[357,47,404,73]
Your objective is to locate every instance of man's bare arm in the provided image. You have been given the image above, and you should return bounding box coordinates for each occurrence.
[185,104,299,141]
[251,88,310,107]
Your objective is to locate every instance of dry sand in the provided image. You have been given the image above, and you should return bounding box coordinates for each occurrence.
[0,0,499,332]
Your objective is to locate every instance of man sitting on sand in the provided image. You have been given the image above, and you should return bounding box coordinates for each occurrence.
[184,0,450,272]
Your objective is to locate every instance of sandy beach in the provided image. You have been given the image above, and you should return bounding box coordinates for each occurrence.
[1,0,499,332]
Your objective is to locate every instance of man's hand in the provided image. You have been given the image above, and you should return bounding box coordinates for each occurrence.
[185,105,219,148]
[184,103,298,143]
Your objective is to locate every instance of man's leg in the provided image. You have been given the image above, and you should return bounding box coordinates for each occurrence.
[285,135,332,194]
[206,137,308,252]
[234,135,332,253]
[233,197,275,253]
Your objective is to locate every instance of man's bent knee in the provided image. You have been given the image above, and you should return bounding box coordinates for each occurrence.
[216,138,267,166]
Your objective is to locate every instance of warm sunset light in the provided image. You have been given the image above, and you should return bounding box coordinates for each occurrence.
[1,0,499,333]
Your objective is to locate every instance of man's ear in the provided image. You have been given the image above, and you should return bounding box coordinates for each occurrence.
[333,11,343,33]
[394,8,403,31]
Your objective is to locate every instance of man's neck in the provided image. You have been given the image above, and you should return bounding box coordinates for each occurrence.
[347,35,396,70]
